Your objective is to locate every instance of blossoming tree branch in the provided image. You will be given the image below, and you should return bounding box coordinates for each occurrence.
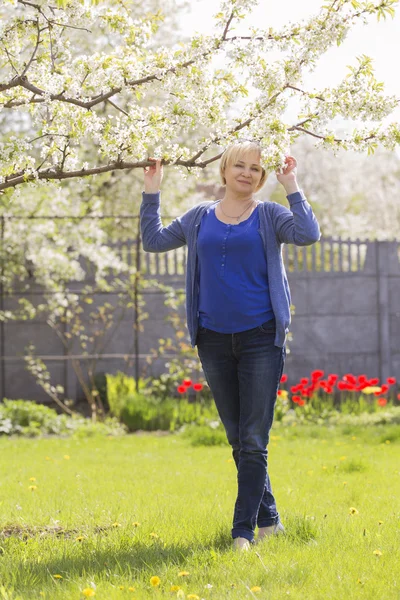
[0,0,399,193]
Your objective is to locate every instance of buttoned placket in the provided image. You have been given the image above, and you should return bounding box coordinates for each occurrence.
[220,223,231,277]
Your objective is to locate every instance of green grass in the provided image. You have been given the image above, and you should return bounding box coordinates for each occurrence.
[0,423,399,600]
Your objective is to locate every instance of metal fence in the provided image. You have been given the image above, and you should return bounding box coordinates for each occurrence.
[1,213,399,402]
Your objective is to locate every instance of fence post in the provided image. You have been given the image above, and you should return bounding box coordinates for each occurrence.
[376,241,392,382]
[134,217,141,394]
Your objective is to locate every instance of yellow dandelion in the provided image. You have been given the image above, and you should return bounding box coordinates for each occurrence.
[373,549,383,556]
[170,585,181,592]
[385,440,391,444]
[349,507,359,515]
[29,485,37,491]
[112,522,121,527]
[76,536,84,542]
[132,521,140,527]
[149,532,158,538]
[339,456,347,461]
[357,578,363,584]
[322,466,327,470]
[63,455,70,460]
[150,576,161,587]
[352,436,357,440]
[187,595,200,599]
[81,589,95,597]
[39,593,44,597]
[119,586,125,590]
[29,477,36,482]
[53,574,63,579]
[250,586,262,593]
[45,456,51,461]
[343,481,347,485]
[128,587,136,592]
[178,571,190,577]
[378,520,384,525]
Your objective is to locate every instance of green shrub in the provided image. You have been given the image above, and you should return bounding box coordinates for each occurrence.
[105,372,150,418]
[280,406,400,427]
[0,399,126,437]
[0,399,72,436]
[179,423,229,446]
[119,394,219,432]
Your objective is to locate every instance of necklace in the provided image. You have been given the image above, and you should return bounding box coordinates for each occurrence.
[218,198,256,223]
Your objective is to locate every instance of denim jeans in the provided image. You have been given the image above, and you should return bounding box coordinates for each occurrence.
[196,317,286,544]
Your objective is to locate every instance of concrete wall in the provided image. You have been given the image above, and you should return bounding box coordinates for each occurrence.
[1,237,399,402]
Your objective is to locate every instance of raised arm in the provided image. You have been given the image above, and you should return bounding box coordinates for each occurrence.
[140,158,186,253]
[273,156,320,246]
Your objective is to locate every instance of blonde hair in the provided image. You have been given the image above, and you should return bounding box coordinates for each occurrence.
[219,141,267,192]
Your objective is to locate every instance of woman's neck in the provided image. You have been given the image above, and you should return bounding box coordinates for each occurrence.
[221,189,254,208]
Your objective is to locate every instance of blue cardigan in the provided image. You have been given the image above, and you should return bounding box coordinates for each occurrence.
[140,190,321,348]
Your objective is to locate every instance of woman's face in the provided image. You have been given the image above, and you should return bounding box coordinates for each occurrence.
[223,150,263,196]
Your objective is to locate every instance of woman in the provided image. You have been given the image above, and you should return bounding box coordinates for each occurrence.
[141,141,320,551]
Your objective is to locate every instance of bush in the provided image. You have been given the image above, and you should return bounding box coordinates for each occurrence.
[179,422,229,446]
[280,406,400,427]
[106,372,150,418]
[0,399,126,437]
[119,394,219,432]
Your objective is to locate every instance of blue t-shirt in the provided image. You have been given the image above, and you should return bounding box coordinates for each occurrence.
[197,203,274,333]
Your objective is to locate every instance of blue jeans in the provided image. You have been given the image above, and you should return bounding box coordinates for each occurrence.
[196,317,286,544]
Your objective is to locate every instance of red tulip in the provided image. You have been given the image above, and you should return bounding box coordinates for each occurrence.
[183,379,192,387]
[337,382,348,391]
[298,399,306,406]
[328,374,339,382]
[343,374,357,385]
[373,385,388,396]
[300,378,309,385]
[193,383,203,391]
[387,377,396,385]
[397,393,400,401]
[377,398,388,407]
[290,385,299,393]
[292,395,301,403]
[177,386,187,394]
[369,378,379,385]
[280,374,288,384]
[311,370,324,379]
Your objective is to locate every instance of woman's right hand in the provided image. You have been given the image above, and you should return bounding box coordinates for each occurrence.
[143,157,163,193]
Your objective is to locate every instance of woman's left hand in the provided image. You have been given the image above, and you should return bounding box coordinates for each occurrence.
[276,156,297,184]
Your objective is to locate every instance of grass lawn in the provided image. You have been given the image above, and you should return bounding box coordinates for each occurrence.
[0,422,399,599]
